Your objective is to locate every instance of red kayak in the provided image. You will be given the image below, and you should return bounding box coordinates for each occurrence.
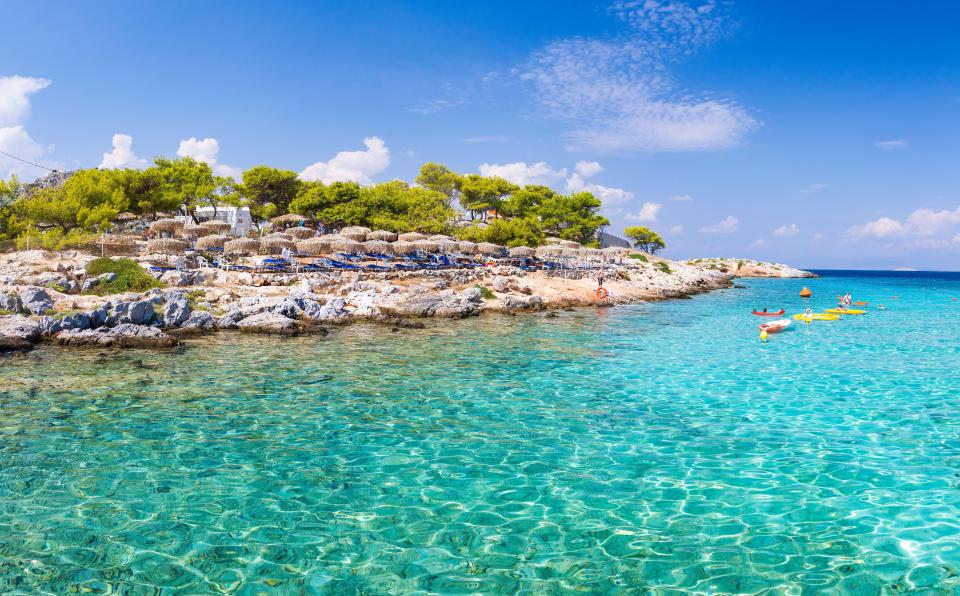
[752,309,785,316]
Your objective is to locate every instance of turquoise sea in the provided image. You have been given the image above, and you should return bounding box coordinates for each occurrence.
[2,271,960,594]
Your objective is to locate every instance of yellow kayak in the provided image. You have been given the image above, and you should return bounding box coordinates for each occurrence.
[793,313,840,321]
[825,308,866,315]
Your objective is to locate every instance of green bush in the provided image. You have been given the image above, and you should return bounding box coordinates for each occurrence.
[627,253,648,262]
[655,261,672,274]
[0,308,14,316]
[16,228,98,251]
[85,257,164,295]
[477,285,496,300]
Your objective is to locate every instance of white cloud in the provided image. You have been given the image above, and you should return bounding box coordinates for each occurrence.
[300,136,391,185]
[565,172,634,206]
[669,194,692,202]
[750,238,766,248]
[177,137,242,179]
[699,215,739,234]
[625,202,662,222]
[99,133,148,169]
[0,76,55,179]
[574,160,603,178]
[670,225,684,234]
[479,161,568,186]
[0,76,50,127]
[848,217,904,238]
[873,140,908,151]
[773,223,799,237]
[476,159,635,209]
[519,2,758,152]
[849,207,960,244]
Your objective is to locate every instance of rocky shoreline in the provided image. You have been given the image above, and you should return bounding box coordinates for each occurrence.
[1,251,813,353]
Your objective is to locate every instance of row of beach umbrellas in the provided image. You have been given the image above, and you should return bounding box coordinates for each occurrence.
[147,234,635,259]
[145,216,637,259]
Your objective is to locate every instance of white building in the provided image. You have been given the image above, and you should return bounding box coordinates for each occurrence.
[180,206,254,236]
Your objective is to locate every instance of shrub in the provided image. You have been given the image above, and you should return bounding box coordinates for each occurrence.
[16,228,98,251]
[84,257,163,295]
[655,261,672,274]
[0,308,14,316]
[477,285,496,300]
[628,253,648,262]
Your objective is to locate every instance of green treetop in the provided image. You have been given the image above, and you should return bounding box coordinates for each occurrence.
[624,226,666,254]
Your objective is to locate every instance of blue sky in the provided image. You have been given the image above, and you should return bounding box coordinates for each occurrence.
[2,0,958,269]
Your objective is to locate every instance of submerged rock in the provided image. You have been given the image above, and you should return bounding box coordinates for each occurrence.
[55,324,180,348]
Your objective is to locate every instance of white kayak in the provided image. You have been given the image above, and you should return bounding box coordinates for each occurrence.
[758,318,791,333]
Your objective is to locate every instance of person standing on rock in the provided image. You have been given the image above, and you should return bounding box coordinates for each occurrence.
[597,270,605,288]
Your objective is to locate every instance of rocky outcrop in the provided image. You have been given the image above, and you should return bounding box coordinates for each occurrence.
[55,324,180,348]
[236,312,302,335]
[381,290,480,319]
[0,315,41,351]
[18,286,53,315]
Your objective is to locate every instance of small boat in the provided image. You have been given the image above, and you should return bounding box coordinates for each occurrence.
[855,301,868,306]
[758,319,791,333]
[825,308,866,315]
[793,313,839,322]
[800,287,812,298]
[752,309,785,316]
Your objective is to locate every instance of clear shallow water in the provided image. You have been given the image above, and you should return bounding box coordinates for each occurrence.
[2,272,960,594]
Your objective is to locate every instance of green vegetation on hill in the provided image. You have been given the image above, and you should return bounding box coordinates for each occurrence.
[0,159,619,250]
[84,258,164,295]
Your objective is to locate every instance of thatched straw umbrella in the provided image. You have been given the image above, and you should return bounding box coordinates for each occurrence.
[261,237,297,255]
[149,218,183,236]
[224,238,260,256]
[509,246,535,258]
[296,238,329,256]
[602,246,632,258]
[457,240,478,254]
[330,238,362,253]
[318,233,348,242]
[477,242,503,255]
[286,226,316,240]
[201,219,232,234]
[367,230,398,242]
[147,238,188,254]
[362,240,394,255]
[580,247,602,257]
[271,213,312,227]
[412,239,439,253]
[561,247,582,258]
[181,223,208,239]
[397,231,425,242]
[545,236,562,244]
[196,235,228,251]
[339,226,371,241]
[559,239,581,248]
[536,245,563,258]
[264,232,293,241]
[434,239,458,253]
[116,212,138,222]
[391,240,417,255]
[428,234,455,242]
